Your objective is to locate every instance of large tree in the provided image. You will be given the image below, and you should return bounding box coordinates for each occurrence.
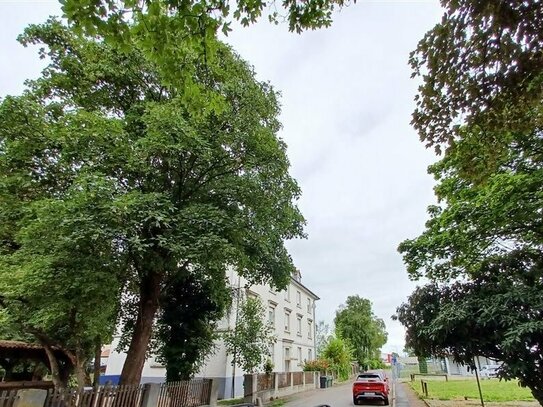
[395,250,543,403]
[0,18,304,385]
[334,295,387,369]
[398,0,543,402]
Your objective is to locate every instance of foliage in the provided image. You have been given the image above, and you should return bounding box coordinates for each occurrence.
[0,173,123,387]
[399,1,543,401]
[302,358,330,373]
[321,336,353,381]
[334,295,387,369]
[263,358,274,375]
[408,379,534,402]
[155,269,232,381]
[395,250,543,403]
[1,18,304,385]
[223,296,276,373]
[218,398,244,406]
[410,0,543,152]
[60,0,353,86]
[315,320,333,358]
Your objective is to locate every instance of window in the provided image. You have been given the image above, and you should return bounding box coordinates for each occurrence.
[284,285,290,301]
[268,306,275,326]
[297,316,302,336]
[269,343,275,360]
[298,347,302,364]
[284,311,290,332]
[296,291,301,308]
[308,320,312,339]
[308,349,313,361]
[284,347,291,372]
[307,298,312,313]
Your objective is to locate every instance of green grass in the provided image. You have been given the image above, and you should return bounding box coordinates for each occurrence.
[409,379,535,402]
[218,398,244,405]
[267,399,285,407]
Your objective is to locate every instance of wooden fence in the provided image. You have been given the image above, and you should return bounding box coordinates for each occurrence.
[256,374,274,392]
[303,372,314,384]
[157,379,212,407]
[0,380,212,407]
[45,385,144,407]
[292,373,303,386]
[277,373,289,389]
[0,391,18,407]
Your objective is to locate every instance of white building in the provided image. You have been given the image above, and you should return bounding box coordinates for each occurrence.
[101,269,319,399]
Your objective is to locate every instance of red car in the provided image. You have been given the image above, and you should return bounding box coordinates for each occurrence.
[352,371,390,405]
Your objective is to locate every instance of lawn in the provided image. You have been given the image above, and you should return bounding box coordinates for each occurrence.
[409,379,535,402]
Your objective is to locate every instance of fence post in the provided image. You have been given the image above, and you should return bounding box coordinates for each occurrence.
[302,372,306,387]
[289,373,293,389]
[141,383,161,407]
[273,373,279,396]
[208,379,219,407]
[314,372,318,389]
[14,389,47,407]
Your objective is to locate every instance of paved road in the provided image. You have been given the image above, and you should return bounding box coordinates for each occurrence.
[281,379,424,407]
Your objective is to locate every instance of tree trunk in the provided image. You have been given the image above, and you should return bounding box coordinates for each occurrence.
[119,271,162,385]
[42,343,64,389]
[94,337,102,388]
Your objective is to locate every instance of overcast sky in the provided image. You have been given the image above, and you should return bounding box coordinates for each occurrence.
[0,0,442,354]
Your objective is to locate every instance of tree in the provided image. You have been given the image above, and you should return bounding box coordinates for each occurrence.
[321,336,353,381]
[395,250,543,403]
[315,321,333,358]
[410,0,543,152]
[154,268,232,381]
[223,296,276,374]
[399,2,543,400]
[0,174,123,388]
[334,296,387,369]
[0,19,304,385]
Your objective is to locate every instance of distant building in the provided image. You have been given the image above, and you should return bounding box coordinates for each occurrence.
[102,269,319,399]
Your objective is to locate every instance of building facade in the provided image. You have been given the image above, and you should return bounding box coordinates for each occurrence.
[102,269,319,399]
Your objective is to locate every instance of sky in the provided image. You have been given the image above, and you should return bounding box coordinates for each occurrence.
[0,0,442,355]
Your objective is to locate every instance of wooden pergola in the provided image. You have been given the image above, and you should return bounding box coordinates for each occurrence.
[0,340,70,387]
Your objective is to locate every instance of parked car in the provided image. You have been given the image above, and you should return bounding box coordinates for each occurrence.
[352,371,390,405]
[480,364,501,378]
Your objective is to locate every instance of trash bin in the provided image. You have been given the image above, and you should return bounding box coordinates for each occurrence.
[327,376,333,387]
[320,376,327,388]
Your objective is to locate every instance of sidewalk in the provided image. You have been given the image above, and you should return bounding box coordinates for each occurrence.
[396,382,427,407]
[280,380,352,407]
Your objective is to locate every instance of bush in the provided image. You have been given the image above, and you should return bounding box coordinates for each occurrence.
[303,358,330,372]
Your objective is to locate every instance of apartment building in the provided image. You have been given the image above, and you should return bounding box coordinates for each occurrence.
[101,269,319,399]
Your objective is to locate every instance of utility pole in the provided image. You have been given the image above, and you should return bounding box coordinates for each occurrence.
[473,358,485,407]
[231,275,242,399]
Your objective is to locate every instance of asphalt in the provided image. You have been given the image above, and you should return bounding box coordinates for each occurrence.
[280,379,426,407]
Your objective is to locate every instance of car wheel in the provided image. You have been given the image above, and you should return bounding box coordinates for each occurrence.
[353,397,358,405]
[384,398,389,406]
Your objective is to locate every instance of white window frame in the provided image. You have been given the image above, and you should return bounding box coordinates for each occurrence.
[284,311,291,332]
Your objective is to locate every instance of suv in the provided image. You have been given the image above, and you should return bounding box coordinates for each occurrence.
[352,371,390,405]
[480,364,501,378]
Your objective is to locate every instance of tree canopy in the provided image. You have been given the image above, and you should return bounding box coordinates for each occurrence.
[398,0,543,402]
[334,295,387,369]
[411,0,543,152]
[0,18,304,386]
[60,0,353,85]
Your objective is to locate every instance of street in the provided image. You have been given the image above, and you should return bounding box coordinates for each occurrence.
[282,379,424,407]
